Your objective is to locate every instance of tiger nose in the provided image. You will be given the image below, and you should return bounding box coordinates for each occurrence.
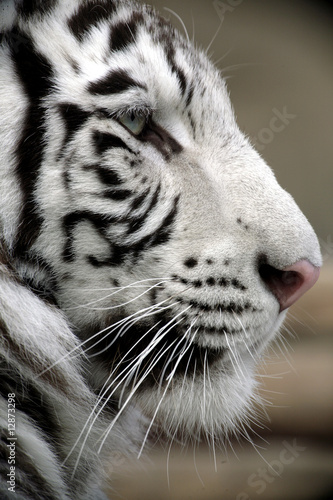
[259,259,320,312]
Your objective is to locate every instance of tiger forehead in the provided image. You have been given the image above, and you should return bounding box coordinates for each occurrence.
[65,0,186,51]
[84,14,193,94]
[63,1,206,97]
[14,0,217,114]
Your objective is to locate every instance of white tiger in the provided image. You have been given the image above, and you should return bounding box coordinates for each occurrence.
[0,0,321,498]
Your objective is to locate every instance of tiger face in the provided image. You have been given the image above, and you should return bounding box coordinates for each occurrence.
[0,0,321,443]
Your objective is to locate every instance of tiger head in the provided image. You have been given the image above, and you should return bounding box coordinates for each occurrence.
[0,0,321,444]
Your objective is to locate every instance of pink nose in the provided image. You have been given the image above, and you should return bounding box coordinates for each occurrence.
[259,259,320,312]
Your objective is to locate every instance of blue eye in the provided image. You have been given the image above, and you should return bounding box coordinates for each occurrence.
[118,111,147,135]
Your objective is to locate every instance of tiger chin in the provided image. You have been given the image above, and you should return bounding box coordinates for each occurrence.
[0,0,321,499]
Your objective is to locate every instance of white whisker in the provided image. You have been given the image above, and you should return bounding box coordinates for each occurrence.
[203,349,207,418]
[193,441,205,488]
[223,331,246,380]
[64,279,170,311]
[39,296,176,377]
[163,8,190,43]
[96,336,178,455]
[65,276,171,293]
[205,18,223,55]
[67,307,189,469]
[65,319,166,471]
[75,306,191,462]
[166,430,176,490]
[137,326,198,458]
[164,341,196,440]
[213,47,233,67]
[234,315,258,362]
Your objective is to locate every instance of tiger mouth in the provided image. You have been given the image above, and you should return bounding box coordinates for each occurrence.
[85,308,265,392]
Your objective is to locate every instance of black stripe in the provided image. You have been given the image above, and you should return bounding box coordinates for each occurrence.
[93,130,135,156]
[10,28,53,257]
[21,254,59,305]
[103,188,132,201]
[83,164,124,186]
[130,188,151,212]
[187,110,196,137]
[0,30,30,54]
[165,45,187,96]
[10,28,52,100]
[127,185,160,235]
[139,121,183,160]
[113,195,179,265]
[22,275,58,305]
[62,210,116,263]
[17,0,54,17]
[89,69,144,95]
[147,195,179,248]
[58,103,90,151]
[62,192,178,266]
[63,195,178,267]
[0,360,64,497]
[109,12,144,52]
[175,66,187,96]
[185,84,194,108]
[67,0,116,41]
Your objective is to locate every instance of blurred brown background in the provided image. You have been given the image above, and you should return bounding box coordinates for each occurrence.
[106,1,333,499]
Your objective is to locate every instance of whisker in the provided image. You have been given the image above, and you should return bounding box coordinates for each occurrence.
[193,441,205,488]
[163,342,196,444]
[66,309,185,466]
[158,322,196,391]
[166,429,177,490]
[234,315,258,362]
[203,352,218,472]
[72,306,192,466]
[213,47,233,67]
[137,326,198,458]
[219,61,261,75]
[203,349,207,418]
[223,331,246,380]
[205,18,223,54]
[38,297,176,377]
[163,8,190,43]
[287,306,318,335]
[96,336,179,455]
[65,318,167,471]
[64,276,171,293]
[64,279,170,311]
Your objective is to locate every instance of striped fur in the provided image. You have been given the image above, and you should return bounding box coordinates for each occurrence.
[0,1,321,498]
